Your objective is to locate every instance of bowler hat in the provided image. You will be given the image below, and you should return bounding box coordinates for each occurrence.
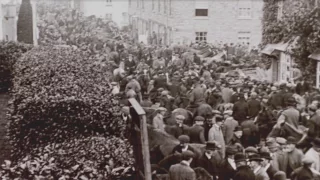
[206,141,217,150]
[249,154,263,162]
[260,152,272,160]
[234,153,246,163]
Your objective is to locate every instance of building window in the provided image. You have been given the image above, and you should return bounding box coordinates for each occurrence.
[106,13,112,20]
[195,9,208,16]
[195,32,207,43]
[238,31,251,44]
[238,8,251,18]
[163,0,166,14]
[106,0,112,6]
[158,0,161,12]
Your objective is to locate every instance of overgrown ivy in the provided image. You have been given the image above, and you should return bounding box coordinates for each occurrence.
[262,0,320,83]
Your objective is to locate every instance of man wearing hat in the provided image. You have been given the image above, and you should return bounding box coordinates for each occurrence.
[232,93,249,124]
[209,115,226,158]
[171,135,195,154]
[168,115,190,138]
[260,152,277,179]
[275,97,300,140]
[233,153,255,180]
[305,138,320,171]
[275,136,303,175]
[219,146,238,180]
[248,154,269,180]
[269,83,287,110]
[290,157,315,180]
[245,146,258,158]
[152,107,167,131]
[195,141,220,180]
[223,110,239,145]
[189,81,206,107]
[188,116,206,144]
[256,95,276,140]
[247,92,261,118]
[228,126,244,152]
[307,104,320,139]
[169,150,196,180]
[125,75,142,102]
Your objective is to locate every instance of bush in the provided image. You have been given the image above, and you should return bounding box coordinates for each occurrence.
[0,41,32,92]
[17,0,34,44]
[8,46,124,159]
[0,136,135,179]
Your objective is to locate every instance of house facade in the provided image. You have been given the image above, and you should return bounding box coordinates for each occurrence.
[71,0,129,28]
[128,0,264,46]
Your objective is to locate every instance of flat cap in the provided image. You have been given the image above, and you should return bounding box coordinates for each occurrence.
[302,156,314,165]
[178,135,190,144]
[194,116,205,122]
[161,90,169,96]
[276,137,287,145]
[175,115,185,120]
[182,150,194,159]
[245,146,258,154]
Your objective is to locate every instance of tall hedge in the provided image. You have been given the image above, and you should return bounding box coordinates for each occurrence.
[17,0,34,44]
[8,46,124,158]
[0,41,32,92]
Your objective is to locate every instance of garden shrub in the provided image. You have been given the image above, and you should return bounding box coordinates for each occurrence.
[0,136,135,179]
[0,41,32,92]
[8,46,124,159]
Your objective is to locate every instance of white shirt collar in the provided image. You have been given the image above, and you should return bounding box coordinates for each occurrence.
[182,145,188,152]
[205,152,212,160]
[264,163,270,170]
[254,166,262,174]
[228,158,236,170]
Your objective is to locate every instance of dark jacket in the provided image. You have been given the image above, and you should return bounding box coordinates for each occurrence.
[219,159,237,180]
[159,153,182,171]
[169,161,196,180]
[233,165,255,180]
[266,164,277,179]
[307,113,320,139]
[230,93,239,104]
[188,125,206,144]
[247,99,261,118]
[295,82,310,96]
[195,154,219,179]
[166,124,190,139]
[290,166,314,180]
[270,90,287,109]
[233,100,249,123]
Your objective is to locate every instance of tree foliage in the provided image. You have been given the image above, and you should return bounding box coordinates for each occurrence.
[17,0,33,44]
[262,0,320,82]
[8,46,125,159]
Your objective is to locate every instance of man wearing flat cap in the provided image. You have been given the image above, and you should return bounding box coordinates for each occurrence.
[171,135,195,154]
[305,138,320,172]
[248,154,269,180]
[307,104,320,140]
[223,110,239,145]
[233,153,255,180]
[169,150,196,180]
[188,116,206,144]
[291,156,316,180]
[168,115,190,138]
[152,107,167,131]
[195,141,220,180]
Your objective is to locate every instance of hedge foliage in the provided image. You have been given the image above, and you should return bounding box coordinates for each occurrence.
[17,0,34,44]
[8,46,124,158]
[0,41,32,92]
[0,136,135,179]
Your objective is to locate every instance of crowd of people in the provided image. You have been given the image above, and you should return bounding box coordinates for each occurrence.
[110,40,320,180]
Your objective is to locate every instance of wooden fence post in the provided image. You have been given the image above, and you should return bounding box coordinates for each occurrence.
[129,98,152,180]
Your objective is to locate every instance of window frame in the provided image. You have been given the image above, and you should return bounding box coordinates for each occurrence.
[237,31,251,44]
[195,32,208,43]
[106,0,112,6]
[195,9,208,17]
[238,7,252,19]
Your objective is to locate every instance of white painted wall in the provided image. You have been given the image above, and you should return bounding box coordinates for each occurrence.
[79,0,129,27]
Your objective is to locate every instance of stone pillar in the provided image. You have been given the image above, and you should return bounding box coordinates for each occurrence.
[31,0,37,45]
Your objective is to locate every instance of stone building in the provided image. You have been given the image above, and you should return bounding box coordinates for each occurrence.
[71,0,129,28]
[128,0,264,46]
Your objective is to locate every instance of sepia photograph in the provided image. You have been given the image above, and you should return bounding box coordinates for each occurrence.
[0,0,320,179]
